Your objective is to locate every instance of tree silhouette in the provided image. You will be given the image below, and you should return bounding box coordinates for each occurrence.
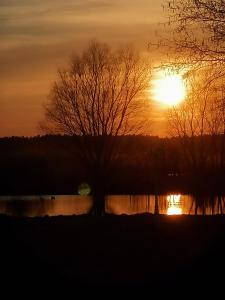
[41,41,151,215]
[167,68,225,186]
[165,0,225,67]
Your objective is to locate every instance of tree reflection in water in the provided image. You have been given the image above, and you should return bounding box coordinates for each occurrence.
[0,194,224,216]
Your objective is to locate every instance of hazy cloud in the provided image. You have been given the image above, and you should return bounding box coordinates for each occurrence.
[0,0,164,136]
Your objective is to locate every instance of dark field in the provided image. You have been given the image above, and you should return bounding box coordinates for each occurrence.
[0,214,224,294]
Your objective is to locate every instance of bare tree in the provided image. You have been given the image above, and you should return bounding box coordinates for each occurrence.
[41,41,151,215]
[162,0,225,179]
[165,0,225,68]
[167,69,222,169]
[209,82,225,168]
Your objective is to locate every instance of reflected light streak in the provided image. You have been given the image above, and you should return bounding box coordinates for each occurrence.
[167,194,182,215]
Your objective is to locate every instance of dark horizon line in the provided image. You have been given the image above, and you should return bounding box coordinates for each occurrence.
[1,133,225,140]
[0,133,161,139]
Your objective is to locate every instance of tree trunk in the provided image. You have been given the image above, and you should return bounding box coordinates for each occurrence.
[89,165,107,216]
[90,193,106,216]
[195,203,198,215]
[154,195,159,215]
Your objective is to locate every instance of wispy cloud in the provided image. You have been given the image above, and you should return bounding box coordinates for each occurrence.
[0,0,164,136]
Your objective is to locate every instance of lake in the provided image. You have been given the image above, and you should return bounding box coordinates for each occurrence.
[0,194,224,217]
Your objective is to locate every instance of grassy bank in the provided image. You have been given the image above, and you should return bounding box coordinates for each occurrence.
[0,214,224,294]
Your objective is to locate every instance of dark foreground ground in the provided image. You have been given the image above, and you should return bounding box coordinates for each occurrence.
[0,214,225,295]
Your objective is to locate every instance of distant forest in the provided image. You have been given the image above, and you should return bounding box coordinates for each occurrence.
[1,135,225,195]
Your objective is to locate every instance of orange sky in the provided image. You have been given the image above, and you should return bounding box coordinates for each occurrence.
[0,0,166,137]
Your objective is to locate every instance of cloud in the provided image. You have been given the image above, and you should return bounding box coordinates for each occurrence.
[0,0,164,136]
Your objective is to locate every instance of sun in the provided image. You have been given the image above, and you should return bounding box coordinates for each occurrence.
[152,70,186,106]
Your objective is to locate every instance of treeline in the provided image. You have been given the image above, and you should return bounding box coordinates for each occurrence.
[0,134,225,195]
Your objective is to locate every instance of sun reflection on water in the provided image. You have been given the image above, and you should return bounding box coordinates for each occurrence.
[167,194,182,215]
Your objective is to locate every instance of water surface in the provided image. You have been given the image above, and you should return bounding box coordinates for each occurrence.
[0,194,224,217]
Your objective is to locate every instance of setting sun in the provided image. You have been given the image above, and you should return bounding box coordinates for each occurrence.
[152,70,186,106]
